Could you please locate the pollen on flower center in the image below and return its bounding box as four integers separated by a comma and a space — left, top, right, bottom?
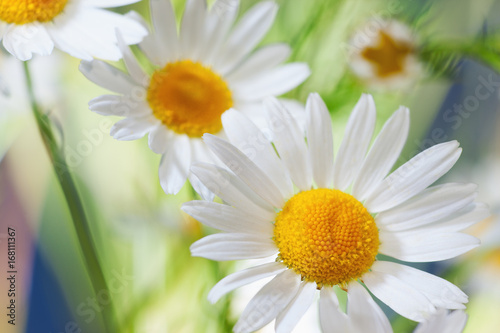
0, 0, 69, 25
147, 60, 233, 138
274, 189, 379, 287
361, 30, 412, 77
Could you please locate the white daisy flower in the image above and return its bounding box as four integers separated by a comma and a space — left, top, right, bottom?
79, 0, 310, 195
347, 20, 421, 90
184, 93, 487, 332
0, 0, 148, 61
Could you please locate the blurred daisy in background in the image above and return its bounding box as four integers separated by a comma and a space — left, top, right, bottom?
186, 93, 486, 332
80, 0, 310, 195
347, 19, 422, 90
0, 0, 147, 61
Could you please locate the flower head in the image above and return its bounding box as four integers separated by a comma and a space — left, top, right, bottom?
0, 0, 147, 61
348, 20, 421, 90
185, 93, 486, 332
80, 0, 310, 195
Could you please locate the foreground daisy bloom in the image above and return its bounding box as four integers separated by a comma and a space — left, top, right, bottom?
185, 93, 487, 332
0, 0, 147, 61
347, 20, 421, 90
80, 0, 309, 195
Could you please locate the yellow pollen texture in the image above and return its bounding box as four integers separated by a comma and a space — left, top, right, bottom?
274, 189, 379, 287
147, 60, 233, 138
0, 0, 68, 25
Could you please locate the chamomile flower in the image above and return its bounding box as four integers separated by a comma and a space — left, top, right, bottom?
80, 0, 310, 195
185, 93, 486, 332
0, 0, 147, 61
348, 20, 421, 90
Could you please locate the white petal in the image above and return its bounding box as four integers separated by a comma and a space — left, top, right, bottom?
159, 135, 191, 194
333, 94, 376, 191
208, 262, 286, 303
188, 172, 214, 202
148, 124, 172, 154
319, 288, 349, 333
376, 183, 478, 231
180, 0, 206, 60
414, 309, 468, 333
306, 93, 334, 189
88, 94, 150, 117
202, 0, 239, 65
190, 138, 214, 164
190, 162, 276, 220
419, 203, 490, 233
363, 268, 436, 322
232, 63, 310, 101
352, 106, 409, 200
371, 261, 468, 310
364, 141, 462, 213
234, 270, 301, 333
226, 43, 291, 84
181, 200, 273, 235
49, 7, 147, 61
80, 60, 137, 94
190, 233, 277, 261
266, 98, 312, 191
275, 282, 317, 333
3, 24, 53, 61
150, 0, 179, 62
348, 281, 392, 333
215, 1, 278, 75
116, 30, 148, 85
84, 0, 141, 7
110, 116, 157, 140
203, 134, 285, 208
222, 109, 293, 199
379, 229, 480, 262
126, 11, 163, 66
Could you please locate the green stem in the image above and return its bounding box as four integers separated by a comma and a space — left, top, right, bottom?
23, 61, 118, 333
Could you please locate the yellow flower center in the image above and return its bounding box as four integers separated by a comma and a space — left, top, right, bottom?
0, 0, 68, 25
147, 60, 233, 138
361, 30, 412, 77
274, 189, 379, 287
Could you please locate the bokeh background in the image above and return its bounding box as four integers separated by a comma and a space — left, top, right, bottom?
1, 0, 500, 332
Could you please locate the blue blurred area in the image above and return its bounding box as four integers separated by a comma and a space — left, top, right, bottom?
26, 246, 75, 333
423, 59, 500, 161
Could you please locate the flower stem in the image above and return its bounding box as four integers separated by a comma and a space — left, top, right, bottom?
22, 61, 117, 332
